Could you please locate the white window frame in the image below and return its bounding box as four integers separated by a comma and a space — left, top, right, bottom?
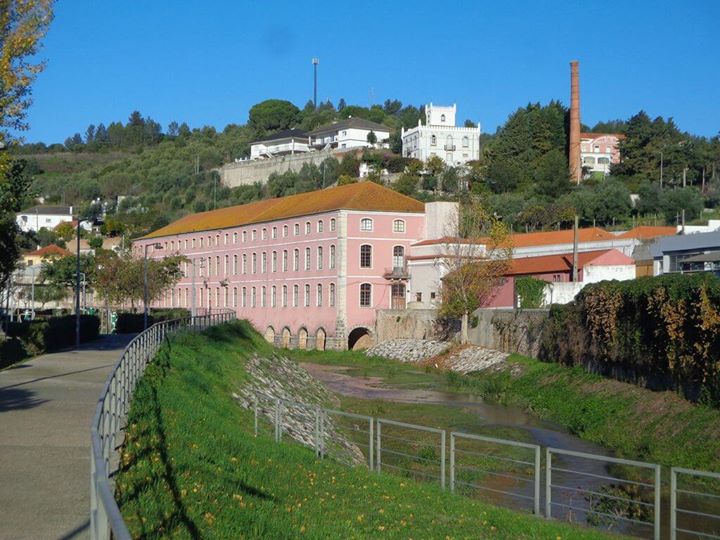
360, 283, 372, 307
360, 218, 373, 232
393, 219, 405, 233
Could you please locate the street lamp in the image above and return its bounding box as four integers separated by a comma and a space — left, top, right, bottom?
75, 217, 88, 349
143, 242, 163, 330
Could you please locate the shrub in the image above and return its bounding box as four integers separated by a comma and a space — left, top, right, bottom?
515, 276, 547, 308
6, 315, 100, 355
539, 274, 720, 405
115, 308, 190, 333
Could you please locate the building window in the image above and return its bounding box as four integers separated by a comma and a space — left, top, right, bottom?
317, 284, 323, 306
233, 255, 238, 275
330, 245, 336, 269
305, 247, 311, 270
261, 286, 266, 307
304, 284, 310, 307
282, 250, 288, 271
252, 230, 257, 241
261, 252, 267, 273
224, 287, 229, 307
393, 245, 405, 269
462, 136, 469, 147
293, 249, 299, 271
233, 232, 237, 244
242, 254, 248, 274
294, 223, 300, 236
360, 283, 371, 307
224, 234, 228, 245
317, 246, 323, 270
216, 234, 220, 246
293, 285, 299, 307
283, 225, 288, 237
330, 283, 336, 307
271, 285, 277, 307
360, 244, 372, 268
305, 221, 311, 235
241, 287, 247, 307
271, 251, 277, 272
272, 226, 277, 239
251, 287, 256, 307
216, 256, 220, 277
200, 237, 204, 248
242, 231, 247, 243
360, 218, 373, 231
330, 218, 336, 231
224, 255, 229, 276
192, 238, 196, 249
317, 220, 324, 233
233, 287, 238, 308
282, 285, 288, 307
252, 253, 257, 274
393, 219, 405, 233
440, 114, 446, 122
431, 134, 437, 146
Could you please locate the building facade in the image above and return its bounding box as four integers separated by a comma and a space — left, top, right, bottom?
250, 129, 310, 160
307, 118, 390, 151
401, 104, 481, 166
580, 133, 622, 175
16, 205, 74, 233
135, 182, 445, 350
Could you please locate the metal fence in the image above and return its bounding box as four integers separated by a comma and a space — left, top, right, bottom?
671, 467, 720, 540
249, 391, 720, 540
89, 310, 235, 540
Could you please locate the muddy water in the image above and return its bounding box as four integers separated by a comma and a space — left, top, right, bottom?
302, 363, 662, 538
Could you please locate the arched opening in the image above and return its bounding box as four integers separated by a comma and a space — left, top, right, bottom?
348, 327, 373, 351
281, 327, 291, 349
298, 327, 308, 350
264, 326, 275, 344
316, 328, 326, 351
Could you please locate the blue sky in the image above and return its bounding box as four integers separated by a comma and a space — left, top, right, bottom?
22, 0, 720, 143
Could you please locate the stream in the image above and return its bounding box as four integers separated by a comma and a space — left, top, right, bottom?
301, 362, 708, 539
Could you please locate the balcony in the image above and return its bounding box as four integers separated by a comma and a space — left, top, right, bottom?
383, 265, 409, 280
444, 144, 456, 151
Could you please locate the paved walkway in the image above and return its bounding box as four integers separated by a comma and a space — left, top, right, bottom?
0, 335, 134, 540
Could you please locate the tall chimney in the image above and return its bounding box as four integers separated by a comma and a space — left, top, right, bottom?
569, 60, 582, 184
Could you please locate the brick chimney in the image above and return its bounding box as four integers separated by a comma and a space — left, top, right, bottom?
569, 60, 581, 184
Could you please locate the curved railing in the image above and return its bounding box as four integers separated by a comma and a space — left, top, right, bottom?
89, 311, 235, 540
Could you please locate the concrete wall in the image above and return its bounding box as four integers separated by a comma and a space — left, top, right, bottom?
218, 149, 347, 188
375, 309, 438, 342
468, 308, 549, 358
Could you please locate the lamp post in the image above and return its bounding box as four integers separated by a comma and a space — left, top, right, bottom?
143, 242, 163, 330
75, 217, 87, 349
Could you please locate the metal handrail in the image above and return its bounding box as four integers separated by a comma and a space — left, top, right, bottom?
89, 310, 236, 540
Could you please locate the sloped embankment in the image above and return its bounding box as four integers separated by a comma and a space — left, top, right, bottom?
234, 353, 365, 465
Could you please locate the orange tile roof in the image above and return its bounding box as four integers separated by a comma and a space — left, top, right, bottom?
507, 249, 623, 275
142, 182, 425, 239
413, 227, 615, 248
616, 226, 677, 240
25, 244, 72, 258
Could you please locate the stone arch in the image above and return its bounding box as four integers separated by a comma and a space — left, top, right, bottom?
348, 327, 373, 351
264, 326, 275, 344
281, 327, 291, 349
315, 328, 326, 351
298, 327, 308, 350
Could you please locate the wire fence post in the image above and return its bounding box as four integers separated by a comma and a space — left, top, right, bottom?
375, 419, 381, 473
654, 464, 661, 540
368, 416, 374, 471
440, 430, 446, 490
274, 399, 281, 442
314, 407, 320, 457
534, 445, 541, 516
450, 432, 455, 493
253, 395, 258, 437
545, 447, 552, 519
670, 468, 677, 540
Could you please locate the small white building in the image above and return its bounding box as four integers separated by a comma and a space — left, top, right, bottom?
250, 129, 310, 160
580, 133, 622, 176
16, 205, 74, 233
307, 118, 390, 151
401, 104, 481, 166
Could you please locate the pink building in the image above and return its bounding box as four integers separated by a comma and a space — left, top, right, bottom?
135, 182, 454, 350
580, 133, 623, 175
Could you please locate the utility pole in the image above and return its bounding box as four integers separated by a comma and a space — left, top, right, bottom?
143, 242, 163, 330
660, 151, 664, 188
572, 215, 579, 283
75, 218, 81, 348
312, 57, 319, 109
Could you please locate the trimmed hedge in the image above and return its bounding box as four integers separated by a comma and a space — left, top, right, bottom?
115, 308, 190, 334
540, 273, 720, 405
6, 314, 101, 356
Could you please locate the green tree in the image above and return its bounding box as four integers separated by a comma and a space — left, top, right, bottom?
247, 99, 299, 136
0, 160, 32, 287
366, 131, 377, 145
660, 187, 704, 222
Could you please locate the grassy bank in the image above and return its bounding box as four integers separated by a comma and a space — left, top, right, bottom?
116, 321, 619, 539
287, 348, 720, 472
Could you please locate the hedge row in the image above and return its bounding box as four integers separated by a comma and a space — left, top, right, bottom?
6, 315, 101, 356
539, 273, 720, 405
115, 308, 190, 334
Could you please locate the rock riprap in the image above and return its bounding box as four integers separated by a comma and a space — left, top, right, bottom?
365, 339, 451, 362
366, 339, 508, 374
234, 354, 365, 466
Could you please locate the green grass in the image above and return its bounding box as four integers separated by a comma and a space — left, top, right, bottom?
287, 348, 720, 472
116, 321, 621, 539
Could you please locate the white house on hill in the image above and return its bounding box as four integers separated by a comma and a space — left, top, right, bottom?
16, 205, 74, 233
250, 129, 310, 160
307, 118, 390, 150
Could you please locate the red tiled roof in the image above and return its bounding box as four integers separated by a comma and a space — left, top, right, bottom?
25, 244, 72, 258
142, 182, 425, 239
413, 227, 615, 248
580, 132, 626, 139
506, 249, 632, 276
616, 226, 677, 240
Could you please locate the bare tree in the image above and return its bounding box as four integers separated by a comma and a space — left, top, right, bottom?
439, 197, 513, 344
